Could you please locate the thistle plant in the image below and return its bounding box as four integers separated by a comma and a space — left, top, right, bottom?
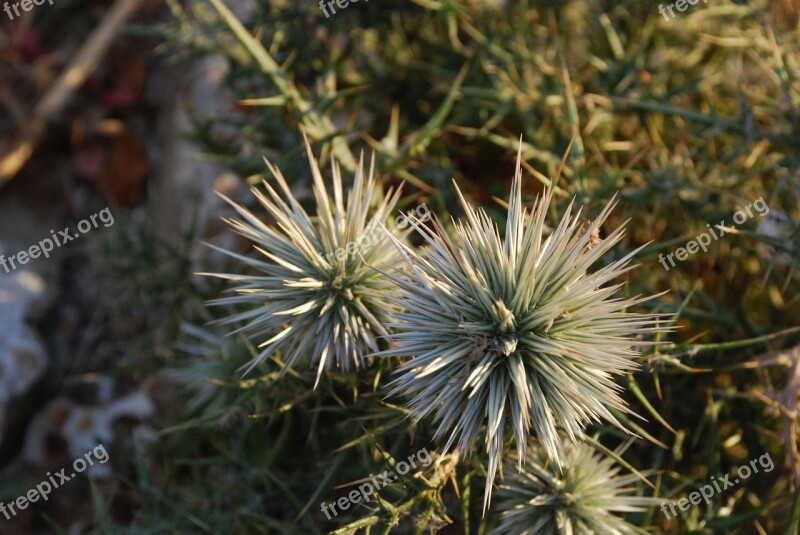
489, 440, 656, 535
378, 149, 669, 510
205, 139, 404, 386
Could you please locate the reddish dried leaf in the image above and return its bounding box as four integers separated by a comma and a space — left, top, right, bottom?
96, 133, 147, 207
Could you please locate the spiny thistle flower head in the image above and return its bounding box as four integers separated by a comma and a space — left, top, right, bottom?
490, 440, 656, 535
378, 148, 669, 510
205, 138, 404, 386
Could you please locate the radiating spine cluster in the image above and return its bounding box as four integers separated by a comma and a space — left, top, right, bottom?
490, 440, 657, 535
375, 149, 667, 510
206, 139, 667, 525
205, 138, 404, 386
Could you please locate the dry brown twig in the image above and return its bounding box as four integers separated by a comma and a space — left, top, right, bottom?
729, 344, 800, 487
0, 0, 145, 187
774, 347, 800, 486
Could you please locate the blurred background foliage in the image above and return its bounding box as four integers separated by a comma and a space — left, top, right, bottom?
23, 0, 799, 533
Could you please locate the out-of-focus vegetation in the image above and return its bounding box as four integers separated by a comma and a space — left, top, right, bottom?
87, 0, 800, 533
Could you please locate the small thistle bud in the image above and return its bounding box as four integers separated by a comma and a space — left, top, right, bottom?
490, 440, 657, 535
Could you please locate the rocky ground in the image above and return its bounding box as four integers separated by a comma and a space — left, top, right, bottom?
0, 1, 248, 530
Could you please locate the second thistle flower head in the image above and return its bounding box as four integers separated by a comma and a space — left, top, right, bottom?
490, 440, 656, 535
379, 148, 669, 510
206, 138, 404, 386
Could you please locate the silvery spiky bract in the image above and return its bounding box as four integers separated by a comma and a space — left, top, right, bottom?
205, 140, 403, 386
490, 440, 656, 535
378, 149, 667, 510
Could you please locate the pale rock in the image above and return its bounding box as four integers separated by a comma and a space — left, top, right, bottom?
22, 387, 155, 479
0, 266, 50, 451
